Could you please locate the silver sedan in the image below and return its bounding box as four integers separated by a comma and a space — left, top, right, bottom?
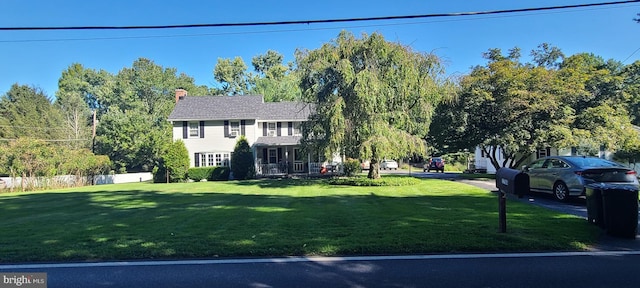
523, 156, 639, 201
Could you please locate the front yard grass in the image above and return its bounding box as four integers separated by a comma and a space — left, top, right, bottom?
0, 177, 599, 263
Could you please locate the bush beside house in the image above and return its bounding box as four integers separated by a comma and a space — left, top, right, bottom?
187, 167, 230, 181
342, 158, 362, 177
231, 136, 255, 180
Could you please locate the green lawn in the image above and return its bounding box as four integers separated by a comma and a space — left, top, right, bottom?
0, 177, 600, 263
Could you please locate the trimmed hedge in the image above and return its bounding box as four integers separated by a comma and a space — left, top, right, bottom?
187, 167, 231, 181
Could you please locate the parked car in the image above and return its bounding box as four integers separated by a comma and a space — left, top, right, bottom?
523, 156, 639, 202
424, 157, 445, 173
380, 159, 398, 170
360, 160, 370, 170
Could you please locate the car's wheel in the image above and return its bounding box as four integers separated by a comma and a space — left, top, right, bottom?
553, 182, 570, 202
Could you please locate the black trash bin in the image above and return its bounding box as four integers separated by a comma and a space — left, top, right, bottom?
587, 183, 639, 239
585, 184, 605, 228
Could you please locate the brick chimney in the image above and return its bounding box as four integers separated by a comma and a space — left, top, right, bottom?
175, 89, 187, 103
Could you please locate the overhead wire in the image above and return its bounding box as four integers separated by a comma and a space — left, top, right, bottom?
0, 0, 638, 32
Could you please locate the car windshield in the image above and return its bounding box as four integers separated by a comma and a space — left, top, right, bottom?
568, 157, 622, 168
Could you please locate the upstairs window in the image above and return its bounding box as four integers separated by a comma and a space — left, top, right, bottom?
293, 122, 302, 136
230, 121, 240, 137
189, 122, 199, 137
267, 122, 277, 137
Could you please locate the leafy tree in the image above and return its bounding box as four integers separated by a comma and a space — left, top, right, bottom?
620, 61, 640, 125
213, 57, 252, 95
0, 84, 65, 140
531, 43, 564, 69
162, 139, 190, 182
92, 58, 208, 172
95, 108, 159, 172
433, 46, 639, 171
57, 63, 115, 117
250, 50, 302, 101
231, 136, 255, 179
252, 50, 286, 79
296, 31, 452, 179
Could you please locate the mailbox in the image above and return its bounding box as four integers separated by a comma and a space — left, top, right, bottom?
495, 167, 530, 197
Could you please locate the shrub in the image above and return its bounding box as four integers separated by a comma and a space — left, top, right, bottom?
187, 167, 231, 182
152, 164, 167, 183
342, 158, 362, 177
231, 136, 255, 180
188, 167, 213, 182
163, 140, 190, 182
210, 167, 231, 181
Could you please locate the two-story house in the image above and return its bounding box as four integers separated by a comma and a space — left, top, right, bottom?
167, 89, 334, 177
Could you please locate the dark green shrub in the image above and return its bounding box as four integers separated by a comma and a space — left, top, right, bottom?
188, 167, 213, 182
210, 167, 231, 181
152, 164, 167, 183
231, 136, 255, 180
342, 158, 361, 177
187, 167, 230, 181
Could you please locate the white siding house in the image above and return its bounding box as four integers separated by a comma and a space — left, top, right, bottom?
474, 146, 613, 174
167, 90, 336, 177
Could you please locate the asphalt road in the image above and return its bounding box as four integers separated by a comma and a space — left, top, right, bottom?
2, 252, 640, 288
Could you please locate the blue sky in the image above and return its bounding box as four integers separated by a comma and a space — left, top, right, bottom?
1, 0, 639, 98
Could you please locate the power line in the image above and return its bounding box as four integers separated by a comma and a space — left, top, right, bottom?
0, 5, 632, 44
0, 138, 88, 142
0, 0, 638, 31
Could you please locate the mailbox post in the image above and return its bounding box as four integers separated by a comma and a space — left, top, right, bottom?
495, 167, 530, 233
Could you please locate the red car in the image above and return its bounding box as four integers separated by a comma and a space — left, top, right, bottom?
424, 157, 445, 173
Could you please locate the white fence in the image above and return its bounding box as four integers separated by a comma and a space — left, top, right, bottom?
0, 172, 153, 189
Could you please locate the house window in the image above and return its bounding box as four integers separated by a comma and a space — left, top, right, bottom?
230, 121, 240, 137
267, 122, 277, 137
537, 148, 548, 158
189, 122, 199, 137
268, 148, 277, 164
218, 153, 229, 166
293, 122, 302, 136
200, 152, 231, 167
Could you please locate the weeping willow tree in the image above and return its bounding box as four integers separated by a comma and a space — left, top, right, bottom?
296, 31, 452, 178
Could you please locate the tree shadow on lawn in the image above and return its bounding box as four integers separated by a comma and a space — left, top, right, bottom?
0, 187, 597, 263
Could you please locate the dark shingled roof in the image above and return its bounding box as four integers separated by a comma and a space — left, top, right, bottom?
167, 95, 312, 121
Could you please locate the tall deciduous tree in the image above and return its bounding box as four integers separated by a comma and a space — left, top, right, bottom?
93, 58, 209, 172
296, 31, 452, 179
213, 57, 252, 95
432, 46, 639, 171
250, 50, 301, 102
